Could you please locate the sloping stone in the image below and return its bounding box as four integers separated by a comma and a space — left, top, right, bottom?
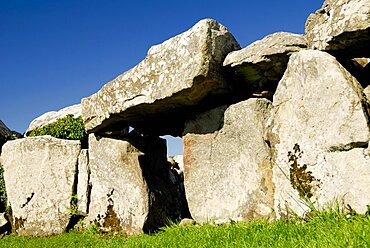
183, 98, 274, 223
25, 104, 81, 135
0, 136, 81, 236
223, 32, 306, 96
81, 19, 240, 136
266, 50, 370, 218
0, 120, 12, 139
85, 133, 186, 235
305, 0, 370, 57
0, 120, 13, 152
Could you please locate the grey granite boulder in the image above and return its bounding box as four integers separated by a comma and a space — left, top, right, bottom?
305, 0, 370, 57
183, 98, 274, 223
266, 50, 370, 218
81, 19, 240, 136
223, 32, 306, 97
0, 136, 82, 236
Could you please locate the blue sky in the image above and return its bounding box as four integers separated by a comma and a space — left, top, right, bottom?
0, 0, 323, 155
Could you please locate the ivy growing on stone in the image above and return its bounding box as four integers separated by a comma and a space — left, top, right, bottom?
288, 143, 320, 200
28, 115, 87, 141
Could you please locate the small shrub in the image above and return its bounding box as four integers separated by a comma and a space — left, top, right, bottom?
28, 115, 87, 141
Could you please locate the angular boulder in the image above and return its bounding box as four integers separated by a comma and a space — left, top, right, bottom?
183, 98, 274, 223
266, 50, 370, 218
0, 136, 82, 236
223, 32, 306, 97
85, 133, 186, 235
82, 19, 240, 136
25, 104, 81, 135
305, 0, 370, 57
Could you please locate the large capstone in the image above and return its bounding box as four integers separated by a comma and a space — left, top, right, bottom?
266, 50, 370, 218
0, 136, 82, 236
305, 0, 370, 58
81, 19, 241, 136
85, 133, 187, 235
223, 32, 306, 97
183, 98, 274, 223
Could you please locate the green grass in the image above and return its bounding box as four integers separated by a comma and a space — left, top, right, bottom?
2, 210, 370, 247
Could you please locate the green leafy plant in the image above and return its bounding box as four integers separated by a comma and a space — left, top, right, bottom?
0, 165, 7, 212
68, 194, 79, 217
84, 222, 101, 235
28, 115, 87, 141
288, 144, 320, 200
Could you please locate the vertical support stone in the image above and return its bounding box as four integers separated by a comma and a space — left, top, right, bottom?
183, 98, 274, 223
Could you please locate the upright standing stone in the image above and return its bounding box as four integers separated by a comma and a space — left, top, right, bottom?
266, 50, 370, 218
85, 133, 184, 235
0, 136, 81, 236
183, 98, 274, 223
82, 19, 240, 135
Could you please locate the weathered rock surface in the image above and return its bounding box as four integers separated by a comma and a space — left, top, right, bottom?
85, 133, 186, 235
223, 32, 306, 96
183, 98, 274, 223
266, 50, 370, 218
82, 19, 240, 136
25, 104, 81, 135
305, 0, 370, 57
0, 136, 82, 236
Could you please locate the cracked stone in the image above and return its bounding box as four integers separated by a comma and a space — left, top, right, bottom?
266, 50, 370, 218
